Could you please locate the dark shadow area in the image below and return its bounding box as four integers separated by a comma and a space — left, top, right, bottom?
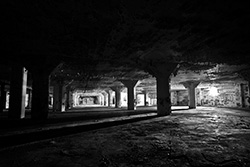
0, 109, 158, 150
0, 107, 157, 130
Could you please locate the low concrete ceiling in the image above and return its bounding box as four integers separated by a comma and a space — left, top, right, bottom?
2, 1, 250, 90
50, 63, 248, 93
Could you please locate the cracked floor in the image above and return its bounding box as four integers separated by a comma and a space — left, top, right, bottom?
0, 107, 250, 167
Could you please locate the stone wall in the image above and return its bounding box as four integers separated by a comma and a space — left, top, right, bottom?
171, 82, 250, 108
197, 83, 247, 108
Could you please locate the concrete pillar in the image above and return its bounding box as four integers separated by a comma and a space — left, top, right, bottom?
61, 86, 67, 112
115, 88, 121, 108
31, 68, 49, 120
102, 92, 108, 106
73, 92, 77, 107
182, 81, 200, 109
111, 86, 123, 108
8, 65, 27, 119
26, 88, 32, 109
121, 80, 139, 110
69, 89, 73, 109
0, 83, 6, 112
99, 93, 105, 106
176, 91, 180, 106
65, 86, 72, 110
245, 81, 250, 107
142, 90, 149, 106
98, 95, 102, 105
106, 93, 109, 106
240, 83, 246, 108
53, 83, 63, 112
156, 76, 172, 115
238, 72, 250, 107
97, 95, 102, 105
52, 83, 67, 112
101, 94, 104, 105
248, 81, 250, 101
145, 62, 178, 116
103, 93, 106, 106
105, 90, 112, 107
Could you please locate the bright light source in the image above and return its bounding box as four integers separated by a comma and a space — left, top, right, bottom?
209, 87, 218, 96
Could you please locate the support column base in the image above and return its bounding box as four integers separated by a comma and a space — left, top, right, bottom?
157, 101, 171, 116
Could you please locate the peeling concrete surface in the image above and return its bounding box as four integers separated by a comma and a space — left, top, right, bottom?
0, 107, 250, 167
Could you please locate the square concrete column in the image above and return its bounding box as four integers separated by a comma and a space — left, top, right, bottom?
26, 88, 32, 109
8, 65, 27, 119
176, 91, 180, 106
237, 72, 250, 107
182, 81, 200, 109
0, 83, 6, 112
65, 86, 73, 110
120, 80, 139, 110
156, 76, 171, 115
248, 81, 250, 106
96, 95, 102, 105
53, 83, 63, 112
111, 86, 123, 108
142, 90, 149, 106
240, 83, 247, 108
31, 68, 49, 120
102, 92, 108, 106
61, 86, 67, 111
100, 92, 108, 106
65, 86, 70, 110
144, 62, 178, 116
248, 82, 250, 96
105, 90, 112, 107
72, 92, 77, 107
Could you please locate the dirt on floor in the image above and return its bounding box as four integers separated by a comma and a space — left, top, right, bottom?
0, 107, 250, 167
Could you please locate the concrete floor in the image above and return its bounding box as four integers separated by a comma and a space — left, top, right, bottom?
0, 106, 250, 167
0, 106, 159, 136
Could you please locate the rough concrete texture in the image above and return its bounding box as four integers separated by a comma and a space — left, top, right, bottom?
0, 107, 250, 167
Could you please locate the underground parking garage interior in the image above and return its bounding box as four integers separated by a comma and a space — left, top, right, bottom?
1, 0, 250, 166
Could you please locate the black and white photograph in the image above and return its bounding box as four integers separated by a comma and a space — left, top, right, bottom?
1, 0, 250, 166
